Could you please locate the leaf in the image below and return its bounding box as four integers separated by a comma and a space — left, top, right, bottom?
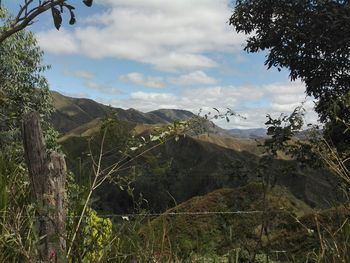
51, 7, 62, 30
66, 6, 76, 25
150, 135, 160, 142
69, 13, 76, 25
83, 0, 93, 7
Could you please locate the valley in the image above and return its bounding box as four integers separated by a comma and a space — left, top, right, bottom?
51, 91, 348, 261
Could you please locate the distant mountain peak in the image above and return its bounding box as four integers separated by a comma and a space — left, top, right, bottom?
51, 91, 195, 133
228, 128, 267, 139
148, 108, 194, 114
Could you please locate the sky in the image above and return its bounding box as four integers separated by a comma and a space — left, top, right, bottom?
7, 0, 318, 129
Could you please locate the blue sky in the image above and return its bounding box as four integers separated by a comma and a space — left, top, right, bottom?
6, 0, 317, 128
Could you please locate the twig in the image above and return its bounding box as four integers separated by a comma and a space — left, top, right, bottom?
66, 128, 107, 259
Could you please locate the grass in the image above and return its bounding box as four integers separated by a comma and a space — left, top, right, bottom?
140, 183, 313, 261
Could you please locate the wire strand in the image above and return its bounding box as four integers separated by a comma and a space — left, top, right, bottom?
0, 210, 263, 219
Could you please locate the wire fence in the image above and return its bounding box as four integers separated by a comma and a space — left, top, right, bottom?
0, 210, 264, 219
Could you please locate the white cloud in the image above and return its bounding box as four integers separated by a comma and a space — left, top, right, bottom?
263, 80, 310, 112
61, 69, 120, 94
85, 80, 121, 95
59, 91, 89, 98
264, 81, 306, 95
119, 72, 165, 88
37, 28, 79, 55
128, 91, 179, 109
61, 68, 122, 95
270, 102, 302, 112
169, 71, 218, 86
36, 0, 245, 71
64, 70, 95, 80
130, 92, 175, 101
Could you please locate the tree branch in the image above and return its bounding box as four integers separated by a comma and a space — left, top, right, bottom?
0, 0, 60, 43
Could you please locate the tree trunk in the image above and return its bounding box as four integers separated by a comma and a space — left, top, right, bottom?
23, 112, 66, 262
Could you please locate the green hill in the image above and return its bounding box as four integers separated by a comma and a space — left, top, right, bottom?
142, 183, 312, 259
142, 183, 349, 261
51, 91, 195, 134
59, 125, 341, 214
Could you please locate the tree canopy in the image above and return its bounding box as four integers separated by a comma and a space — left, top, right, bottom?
230, 0, 350, 123
0, 9, 52, 147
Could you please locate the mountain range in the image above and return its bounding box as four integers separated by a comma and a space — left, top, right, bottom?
50, 91, 263, 138
50, 91, 342, 212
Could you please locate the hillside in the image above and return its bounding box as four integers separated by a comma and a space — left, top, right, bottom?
49, 91, 343, 214
228, 128, 267, 138
59, 124, 341, 214
143, 183, 349, 261
143, 183, 312, 259
51, 91, 195, 134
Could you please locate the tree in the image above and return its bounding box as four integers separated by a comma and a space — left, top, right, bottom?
0, 8, 53, 147
230, 0, 349, 119
0, 0, 93, 43
230, 0, 350, 152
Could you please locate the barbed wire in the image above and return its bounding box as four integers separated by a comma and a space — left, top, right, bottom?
0, 210, 264, 219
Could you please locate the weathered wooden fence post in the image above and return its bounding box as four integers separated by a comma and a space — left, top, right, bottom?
23, 112, 67, 262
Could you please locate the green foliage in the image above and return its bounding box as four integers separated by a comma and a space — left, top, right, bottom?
142, 183, 312, 261
102, 214, 159, 262
230, 0, 350, 123
259, 103, 350, 262
0, 8, 5, 19
66, 170, 116, 262
0, 10, 53, 147
0, 148, 39, 262
84, 209, 113, 262
264, 106, 305, 157
323, 90, 350, 154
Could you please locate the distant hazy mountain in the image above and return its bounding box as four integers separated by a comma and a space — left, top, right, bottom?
227, 128, 267, 138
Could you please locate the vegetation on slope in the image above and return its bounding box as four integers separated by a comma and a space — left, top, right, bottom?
142, 183, 349, 262
51, 91, 195, 134
58, 119, 341, 214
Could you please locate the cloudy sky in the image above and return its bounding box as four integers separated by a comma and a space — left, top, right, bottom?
8, 0, 317, 128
